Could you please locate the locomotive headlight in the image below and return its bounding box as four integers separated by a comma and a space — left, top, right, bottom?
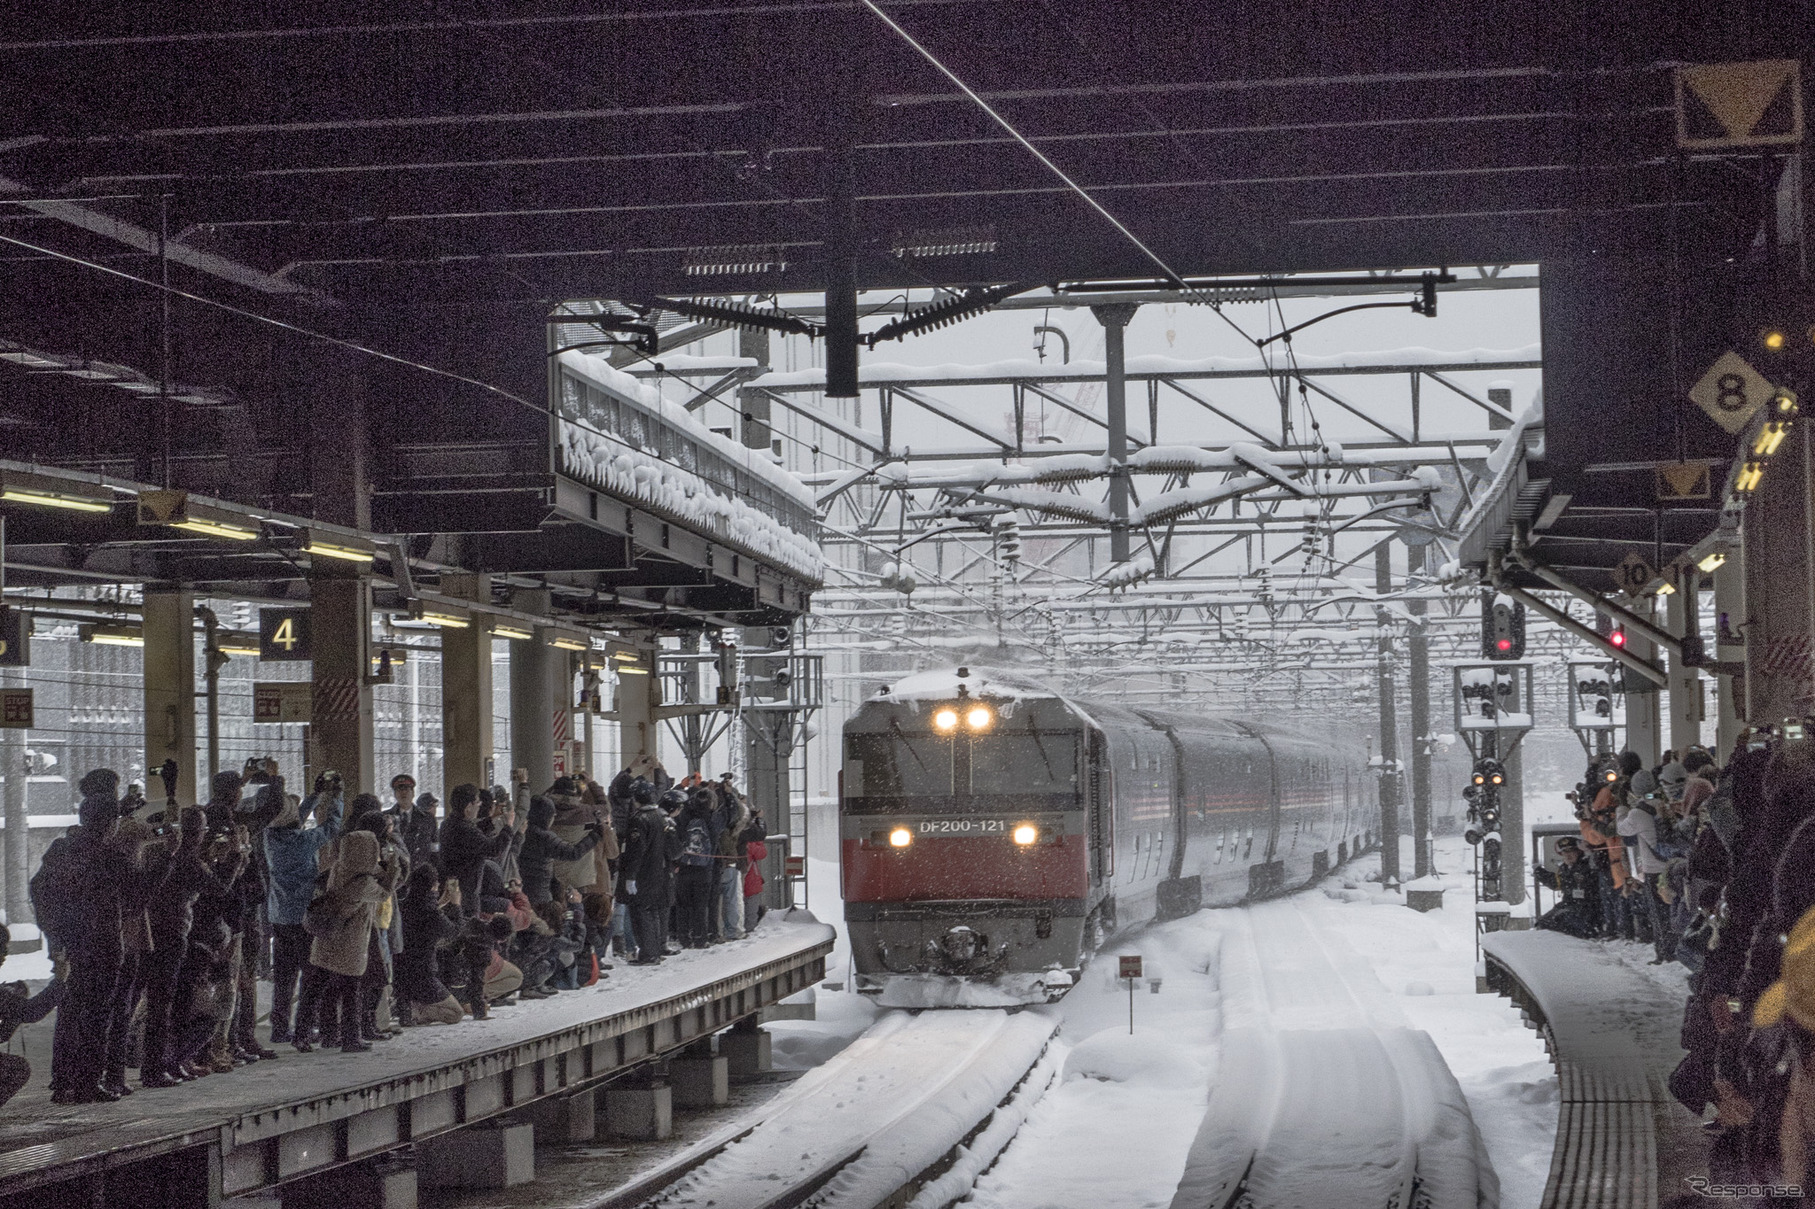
966, 706, 993, 730
1012, 824, 1039, 846
888, 827, 913, 848
933, 708, 959, 731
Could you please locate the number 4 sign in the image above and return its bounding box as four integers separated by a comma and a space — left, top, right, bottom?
259, 608, 312, 662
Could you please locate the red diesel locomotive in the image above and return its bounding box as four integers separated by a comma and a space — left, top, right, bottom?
841, 667, 1375, 1004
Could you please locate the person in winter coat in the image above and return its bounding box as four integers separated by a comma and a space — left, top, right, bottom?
1534, 838, 1599, 937
519, 795, 604, 927
743, 836, 769, 931
0, 923, 63, 1109
619, 782, 680, 963
297, 830, 391, 1054
264, 786, 345, 1043
34, 770, 141, 1103
1579, 775, 1630, 940
396, 864, 464, 1025
138, 806, 246, 1086
439, 783, 517, 915
387, 775, 440, 871
102, 782, 168, 1096
227, 770, 284, 1064
710, 779, 751, 942
672, 789, 723, 948
1618, 770, 1677, 964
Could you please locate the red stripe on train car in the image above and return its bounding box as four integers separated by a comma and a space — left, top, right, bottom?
842, 836, 1089, 903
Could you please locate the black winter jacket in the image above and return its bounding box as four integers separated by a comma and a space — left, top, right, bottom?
439, 815, 515, 915
518, 798, 600, 905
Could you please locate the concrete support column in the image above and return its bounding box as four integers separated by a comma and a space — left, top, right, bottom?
1625, 598, 1663, 767
1092, 305, 1139, 564
1666, 570, 1702, 755
510, 590, 555, 789
1503, 743, 1526, 906
671, 1050, 731, 1108
1715, 549, 1747, 754
279, 1156, 417, 1209
1373, 544, 1401, 884
441, 573, 495, 797
603, 1083, 673, 1140
309, 570, 374, 793
3, 668, 27, 925
723, 1020, 773, 1080
1742, 422, 1814, 723
614, 637, 660, 770
522, 1089, 596, 1143
419, 1120, 535, 1189
1406, 543, 1432, 879
143, 587, 197, 803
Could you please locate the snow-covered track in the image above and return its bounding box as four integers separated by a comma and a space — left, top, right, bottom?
1170, 899, 1497, 1209
618, 1008, 1059, 1209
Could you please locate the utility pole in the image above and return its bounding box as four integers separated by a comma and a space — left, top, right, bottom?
1374, 542, 1401, 884
1407, 543, 1432, 878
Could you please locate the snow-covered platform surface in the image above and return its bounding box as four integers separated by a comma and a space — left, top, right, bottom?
1482, 929, 1709, 1207
0, 916, 835, 1203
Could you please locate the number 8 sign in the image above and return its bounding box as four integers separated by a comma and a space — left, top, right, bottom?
259, 608, 312, 662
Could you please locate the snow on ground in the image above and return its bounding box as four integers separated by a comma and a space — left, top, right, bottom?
783, 800, 1554, 1208
964, 834, 1552, 1209
1294, 837, 1557, 1208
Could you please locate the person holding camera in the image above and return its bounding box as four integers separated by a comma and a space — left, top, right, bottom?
266, 772, 345, 1045
296, 830, 392, 1054
439, 783, 517, 916
518, 794, 605, 931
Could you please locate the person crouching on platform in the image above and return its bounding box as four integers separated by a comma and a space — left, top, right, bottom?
1534, 838, 1599, 937
0, 923, 64, 1109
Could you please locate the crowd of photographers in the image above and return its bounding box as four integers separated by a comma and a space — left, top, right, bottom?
1536, 735, 1815, 1191
0, 754, 768, 1108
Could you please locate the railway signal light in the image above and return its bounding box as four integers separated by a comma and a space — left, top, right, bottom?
1609, 627, 1627, 649
1482, 594, 1525, 660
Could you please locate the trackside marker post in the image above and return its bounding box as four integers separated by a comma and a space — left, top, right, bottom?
1120, 955, 1143, 1033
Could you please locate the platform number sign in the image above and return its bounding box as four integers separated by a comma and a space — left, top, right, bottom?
1689, 352, 1774, 435
259, 608, 312, 662
1613, 552, 1657, 597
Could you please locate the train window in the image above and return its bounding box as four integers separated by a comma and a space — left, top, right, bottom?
1244, 829, 1255, 858
845, 731, 950, 797
970, 732, 1080, 795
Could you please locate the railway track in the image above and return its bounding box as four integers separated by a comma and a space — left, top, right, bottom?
1171, 898, 1497, 1209
604, 1008, 1059, 1209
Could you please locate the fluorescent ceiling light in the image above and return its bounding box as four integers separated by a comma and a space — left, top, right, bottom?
0, 471, 113, 513
492, 623, 533, 641
419, 610, 470, 629
549, 635, 589, 652
81, 623, 142, 647
304, 536, 375, 564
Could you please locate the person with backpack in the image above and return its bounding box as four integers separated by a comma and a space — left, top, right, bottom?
673, 789, 724, 948
618, 781, 678, 963
264, 778, 345, 1044
32, 769, 146, 1104
709, 778, 751, 942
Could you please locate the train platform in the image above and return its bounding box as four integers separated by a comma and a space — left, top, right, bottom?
0, 916, 835, 1209
1481, 929, 1709, 1208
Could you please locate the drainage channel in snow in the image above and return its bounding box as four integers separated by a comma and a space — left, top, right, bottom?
639, 1007, 1059, 1209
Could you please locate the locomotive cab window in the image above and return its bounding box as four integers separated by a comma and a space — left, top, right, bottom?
845, 731, 951, 798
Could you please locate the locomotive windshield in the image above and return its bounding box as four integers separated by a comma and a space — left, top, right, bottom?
846, 725, 1079, 799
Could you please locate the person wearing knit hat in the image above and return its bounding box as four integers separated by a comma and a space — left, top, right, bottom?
37, 769, 133, 1103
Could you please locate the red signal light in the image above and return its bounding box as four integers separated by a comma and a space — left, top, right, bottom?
1495, 638, 1512, 652
1609, 629, 1627, 648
